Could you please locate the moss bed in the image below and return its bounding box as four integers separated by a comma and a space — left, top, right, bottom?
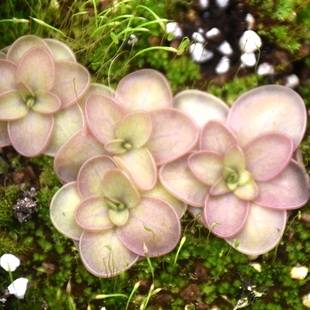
1, 0, 310, 309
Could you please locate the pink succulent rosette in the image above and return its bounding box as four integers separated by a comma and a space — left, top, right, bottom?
0, 35, 90, 157
50, 155, 183, 277
160, 85, 310, 255
54, 69, 199, 190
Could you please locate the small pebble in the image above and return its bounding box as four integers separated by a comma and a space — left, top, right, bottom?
165, 22, 183, 39
189, 43, 214, 63
245, 13, 255, 30
215, 56, 230, 74
301, 213, 310, 223
290, 265, 308, 280
198, 0, 209, 9
257, 62, 274, 75
192, 31, 206, 43
249, 262, 262, 272
239, 30, 262, 53
240, 52, 256, 67
303, 294, 310, 308
217, 40, 233, 55
284, 74, 300, 88
206, 27, 221, 39
216, 0, 229, 9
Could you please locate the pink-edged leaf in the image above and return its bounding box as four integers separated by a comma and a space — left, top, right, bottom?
74, 196, 113, 231
226, 202, 287, 255
203, 193, 249, 238
227, 85, 307, 150
6, 35, 49, 64
223, 145, 246, 171
145, 182, 187, 218
8, 110, 54, 157
115, 111, 152, 148
113, 148, 157, 191
210, 177, 230, 195
50, 182, 83, 240
104, 139, 127, 154
102, 169, 140, 209
147, 108, 199, 165
254, 160, 310, 209
159, 155, 209, 207
115, 69, 172, 111
233, 178, 258, 200
44, 103, 84, 156
0, 122, 10, 147
78, 83, 115, 109
17, 47, 55, 91
174, 90, 229, 128
244, 132, 293, 181
0, 52, 6, 59
117, 196, 181, 257
32, 90, 61, 114
79, 229, 139, 277
51, 60, 90, 108
85, 93, 126, 144
0, 60, 18, 93
78, 155, 118, 199
200, 120, 238, 155
43, 38, 76, 61
0, 90, 28, 120
188, 151, 223, 186
54, 126, 106, 183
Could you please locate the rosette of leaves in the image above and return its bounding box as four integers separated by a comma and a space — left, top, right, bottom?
54, 69, 199, 190
160, 85, 310, 255
50, 155, 182, 277
0, 35, 90, 157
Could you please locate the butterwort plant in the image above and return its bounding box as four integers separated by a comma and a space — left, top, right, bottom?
50, 155, 183, 277
0, 35, 90, 157
160, 85, 310, 255
54, 69, 199, 190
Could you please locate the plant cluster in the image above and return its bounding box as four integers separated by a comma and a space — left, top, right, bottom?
0, 34, 309, 282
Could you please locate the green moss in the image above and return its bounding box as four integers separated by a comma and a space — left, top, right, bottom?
0, 185, 19, 227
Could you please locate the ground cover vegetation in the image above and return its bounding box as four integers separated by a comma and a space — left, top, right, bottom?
1, 0, 310, 309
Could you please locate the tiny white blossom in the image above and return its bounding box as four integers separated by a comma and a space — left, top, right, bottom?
0, 254, 20, 272
8, 277, 28, 299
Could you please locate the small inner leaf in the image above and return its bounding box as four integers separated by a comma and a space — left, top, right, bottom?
108, 208, 129, 226
104, 139, 127, 155
18, 82, 34, 102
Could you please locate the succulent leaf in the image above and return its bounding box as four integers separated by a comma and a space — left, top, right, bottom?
226, 203, 287, 255
147, 108, 199, 165
117, 196, 181, 257
74, 196, 113, 231
204, 193, 249, 238
79, 229, 139, 278
8, 110, 54, 157
115, 69, 173, 111
50, 182, 83, 240
227, 85, 307, 150
159, 155, 209, 207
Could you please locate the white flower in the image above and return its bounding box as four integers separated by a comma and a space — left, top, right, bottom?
0, 254, 20, 272
8, 277, 29, 299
